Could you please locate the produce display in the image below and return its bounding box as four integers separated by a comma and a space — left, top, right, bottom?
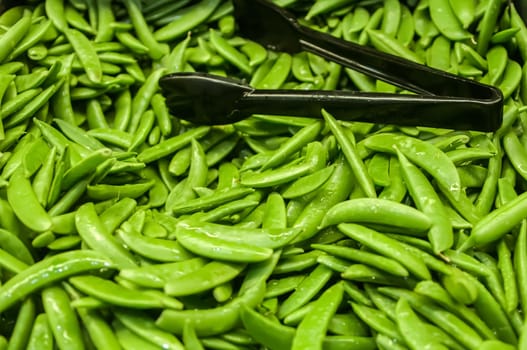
0, 0, 526, 349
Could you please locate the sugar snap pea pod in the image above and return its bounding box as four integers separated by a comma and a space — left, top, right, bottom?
123, 0, 167, 60
305, 0, 354, 20
364, 133, 461, 200
99, 197, 136, 234
113, 309, 184, 350
254, 52, 292, 89
175, 219, 300, 249
476, 0, 502, 54
367, 29, 423, 63
429, 0, 471, 41
7, 297, 36, 350
396, 149, 453, 254
0, 228, 33, 265
426, 36, 451, 70
165, 260, 245, 296
174, 224, 273, 262
449, 0, 475, 29
265, 275, 306, 298
63, 28, 101, 83
496, 242, 518, 315
379, 287, 483, 350
338, 223, 431, 280
0, 10, 31, 63
154, 0, 221, 41
75, 202, 137, 268
292, 282, 344, 350
486, 45, 508, 85
117, 222, 193, 262
0, 88, 42, 119
312, 243, 409, 277
6, 79, 64, 128
321, 198, 431, 233
260, 192, 286, 230
322, 109, 375, 198
414, 280, 496, 340
182, 322, 204, 350
278, 264, 333, 319
7, 168, 52, 232
498, 59, 522, 100
210, 29, 252, 75
395, 298, 446, 350
69, 275, 179, 309
262, 121, 322, 170
41, 285, 85, 350
128, 67, 165, 133
171, 186, 254, 215
292, 157, 353, 243
459, 190, 527, 251
515, 220, 527, 317
61, 147, 112, 190
157, 279, 266, 337
351, 302, 403, 341
27, 313, 53, 350
380, 0, 401, 37
65, 4, 95, 34
86, 179, 155, 200
282, 165, 334, 199
137, 126, 209, 163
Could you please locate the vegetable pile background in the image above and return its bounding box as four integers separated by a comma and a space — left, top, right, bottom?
1, 0, 527, 349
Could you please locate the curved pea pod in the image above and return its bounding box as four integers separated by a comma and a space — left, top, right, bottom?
165, 260, 246, 297
7, 168, 53, 232
175, 220, 301, 249
156, 279, 266, 337
64, 28, 102, 83
338, 223, 431, 280
69, 275, 182, 310
0, 250, 114, 313
321, 198, 432, 233
86, 178, 155, 200
363, 133, 461, 200
292, 157, 354, 243
459, 191, 527, 251
174, 223, 273, 263
116, 222, 194, 262
114, 309, 185, 350
498, 59, 522, 100
367, 29, 424, 63
75, 202, 138, 269
429, 0, 471, 41
282, 165, 335, 199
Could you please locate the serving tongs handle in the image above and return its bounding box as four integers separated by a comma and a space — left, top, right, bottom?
233, 0, 503, 131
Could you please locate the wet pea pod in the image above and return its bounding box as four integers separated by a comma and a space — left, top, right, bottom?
116, 221, 194, 262
321, 198, 432, 234
69, 275, 183, 310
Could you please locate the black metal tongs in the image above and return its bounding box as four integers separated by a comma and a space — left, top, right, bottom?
160, 0, 504, 131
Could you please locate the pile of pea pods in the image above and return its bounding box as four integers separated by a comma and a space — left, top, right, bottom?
1, 0, 527, 349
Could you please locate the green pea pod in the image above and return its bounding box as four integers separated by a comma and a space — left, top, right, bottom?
165, 260, 246, 296
64, 28, 102, 83
0, 10, 32, 63
27, 314, 53, 350
75, 202, 137, 268
69, 275, 182, 309
175, 219, 300, 249
255, 52, 292, 89
459, 190, 527, 251
321, 198, 432, 233
210, 29, 252, 75
429, 0, 471, 41
174, 224, 274, 263
476, 0, 502, 54
156, 279, 266, 337
0, 250, 114, 313
114, 309, 185, 350
7, 168, 52, 232
42, 286, 85, 350
117, 222, 193, 262
364, 133, 461, 200
397, 149, 453, 254
292, 282, 344, 350
154, 0, 221, 42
